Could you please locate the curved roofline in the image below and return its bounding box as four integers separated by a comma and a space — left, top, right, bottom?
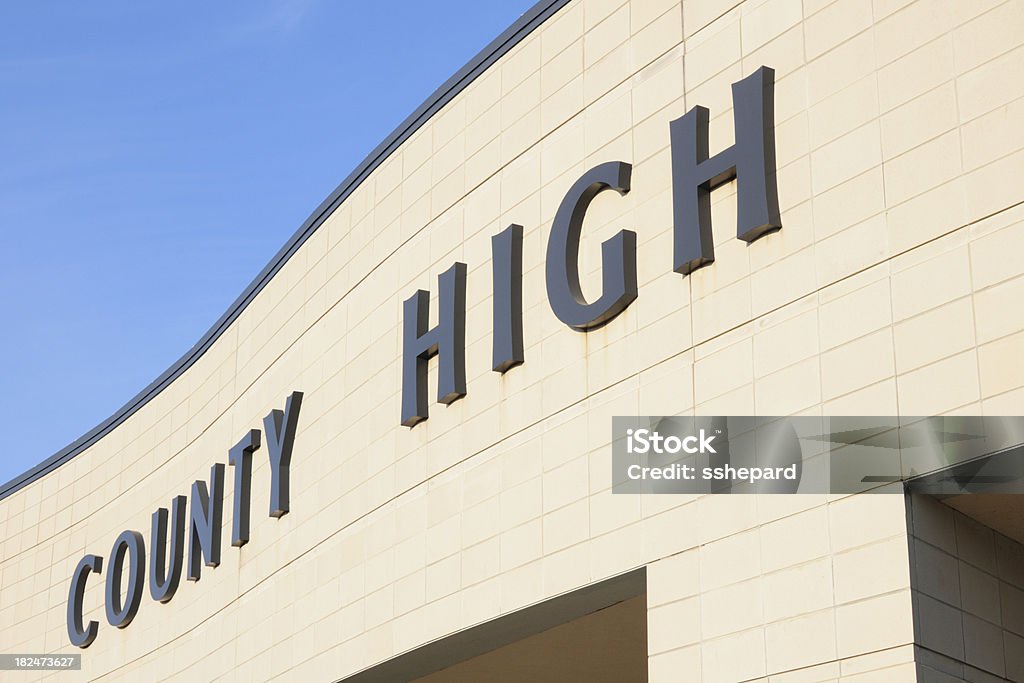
0, 0, 571, 502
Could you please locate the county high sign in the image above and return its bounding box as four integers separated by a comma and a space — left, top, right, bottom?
67, 66, 781, 648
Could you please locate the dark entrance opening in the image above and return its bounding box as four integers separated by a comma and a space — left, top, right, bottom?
339, 568, 648, 683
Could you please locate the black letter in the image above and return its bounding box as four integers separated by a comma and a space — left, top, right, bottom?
545, 161, 636, 330
492, 224, 524, 373
670, 65, 780, 275
401, 262, 467, 426
149, 495, 186, 603
264, 392, 303, 517
105, 530, 145, 628
67, 555, 102, 648
187, 463, 225, 581
229, 429, 261, 545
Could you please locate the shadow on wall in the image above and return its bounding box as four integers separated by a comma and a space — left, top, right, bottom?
338, 568, 647, 683
907, 494, 1024, 681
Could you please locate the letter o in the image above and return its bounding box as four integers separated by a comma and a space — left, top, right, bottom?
105, 530, 146, 629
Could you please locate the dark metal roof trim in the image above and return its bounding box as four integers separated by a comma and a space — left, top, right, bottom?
0, 0, 572, 502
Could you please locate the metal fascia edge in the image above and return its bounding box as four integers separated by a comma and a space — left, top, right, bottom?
0, 0, 572, 502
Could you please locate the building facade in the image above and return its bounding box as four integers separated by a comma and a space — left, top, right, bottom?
3, 0, 1024, 680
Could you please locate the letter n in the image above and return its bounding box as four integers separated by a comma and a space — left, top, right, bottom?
187, 463, 225, 581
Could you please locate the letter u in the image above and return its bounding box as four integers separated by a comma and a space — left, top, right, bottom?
150, 495, 186, 603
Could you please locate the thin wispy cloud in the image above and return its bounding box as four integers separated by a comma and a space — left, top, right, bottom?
233, 0, 318, 36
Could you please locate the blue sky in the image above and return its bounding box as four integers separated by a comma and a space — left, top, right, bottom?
0, 1, 536, 487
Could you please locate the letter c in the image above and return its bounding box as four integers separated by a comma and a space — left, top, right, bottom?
67, 554, 103, 648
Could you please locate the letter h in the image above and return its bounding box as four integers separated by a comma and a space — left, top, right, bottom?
401, 262, 467, 427
670, 65, 781, 275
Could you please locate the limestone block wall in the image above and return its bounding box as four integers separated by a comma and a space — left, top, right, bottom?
0, 0, 1023, 681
